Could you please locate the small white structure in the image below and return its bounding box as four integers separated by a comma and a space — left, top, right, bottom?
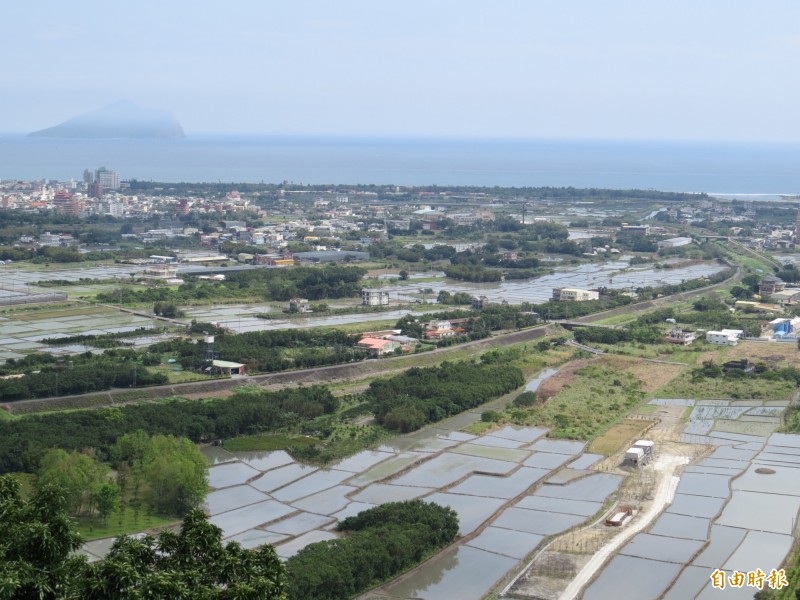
706, 329, 744, 346
633, 440, 655, 458
606, 507, 634, 527
666, 328, 695, 345
141, 265, 177, 280
210, 359, 247, 375
625, 447, 645, 466
552, 288, 599, 302
362, 288, 389, 306
657, 237, 693, 249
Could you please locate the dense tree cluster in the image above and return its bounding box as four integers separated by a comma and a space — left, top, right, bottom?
37, 449, 114, 518
367, 361, 525, 432
532, 295, 635, 320
678, 296, 761, 337
443, 263, 503, 282
0, 351, 167, 402
96, 265, 367, 305
286, 501, 458, 600
692, 360, 800, 384
0, 476, 86, 599
152, 328, 363, 373
77, 511, 287, 599
572, 325, 663, 345
40, 327, 160, 348
0, 475, 288, 600
0, 385, 338, 474
132, 434, 208, 516
395, 306, 539, 342
436, 290, 474, 305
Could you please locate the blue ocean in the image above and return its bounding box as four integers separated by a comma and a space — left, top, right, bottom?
0, 135, 799, 195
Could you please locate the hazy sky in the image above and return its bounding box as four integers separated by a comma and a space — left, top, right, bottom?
3, 1, 800, 141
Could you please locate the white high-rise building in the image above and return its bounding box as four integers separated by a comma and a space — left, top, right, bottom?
95, 168, 120, 190
107, 200, 124, 217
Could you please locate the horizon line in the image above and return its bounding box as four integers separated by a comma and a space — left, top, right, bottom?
1, 131, 800, 146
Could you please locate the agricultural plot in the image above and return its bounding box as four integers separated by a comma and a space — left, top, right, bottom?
184, 304, 422, 333
581, 398, 800, 600
0, 303, 160, 361
657, 373, 797, 401
79, 423, 624, 600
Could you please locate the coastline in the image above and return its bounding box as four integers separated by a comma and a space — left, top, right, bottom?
0, 136, 799, 193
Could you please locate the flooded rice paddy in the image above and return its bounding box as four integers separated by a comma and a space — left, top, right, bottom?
0, 255, 725, 357
75, 370, 800, 599
180, 423, 625, 600
179, 257, 726, 332
0, 303, 160, 361
581, 398, 800, 600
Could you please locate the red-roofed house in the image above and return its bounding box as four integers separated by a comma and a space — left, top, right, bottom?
355, 336, 401, 357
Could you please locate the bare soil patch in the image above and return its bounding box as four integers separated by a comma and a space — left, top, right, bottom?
535, 358, 593, 401
607, 356, 685, 392
508, 552, 592, 600
725, 342, 800, 368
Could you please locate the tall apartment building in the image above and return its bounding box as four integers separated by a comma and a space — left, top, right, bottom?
95, 167, 120, 190
795, 210, 800, 244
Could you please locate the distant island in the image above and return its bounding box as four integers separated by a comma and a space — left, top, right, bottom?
29, 101, 185, 139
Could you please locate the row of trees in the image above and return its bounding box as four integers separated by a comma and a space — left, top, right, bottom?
572, 325, 664, 346
0, 385, 338, 474
286, 501, 458, 600
443, 264, 503, 282
0, 352, 168, 402
40, 327, 160, 348
367, 361, 525, 432
152, 328, 364, 374
96, 265, 368, 305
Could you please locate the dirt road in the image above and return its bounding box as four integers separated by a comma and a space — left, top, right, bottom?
557, 454, 689, 600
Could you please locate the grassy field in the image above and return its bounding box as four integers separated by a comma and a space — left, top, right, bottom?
222, 433, 319, 452
462, 421, 495, 435
587, 419, 655, 455
724, 341, 800, 369
76, 506, 178, 541
0, 303, 102, 319
509, 361, 646, 439
8, 470, 178, 542
657, 374, 796, 400
507, 343, 576, 378
316, 319, 402, 334
150, 364, 221, 385
222, 426, 392, 465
